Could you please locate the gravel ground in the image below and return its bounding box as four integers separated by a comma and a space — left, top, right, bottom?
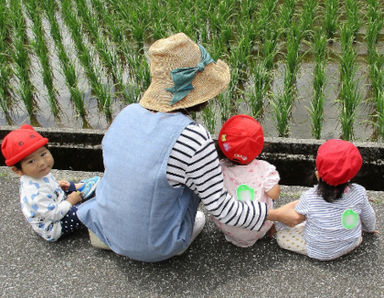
1, 167, 383, 297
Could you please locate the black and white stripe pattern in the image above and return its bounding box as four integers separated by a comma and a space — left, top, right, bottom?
166, 123, 267, 231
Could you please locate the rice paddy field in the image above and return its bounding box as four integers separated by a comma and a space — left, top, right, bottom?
1, 0, 384, 141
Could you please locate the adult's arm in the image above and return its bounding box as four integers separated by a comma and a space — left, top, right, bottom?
167, 123, 267, 231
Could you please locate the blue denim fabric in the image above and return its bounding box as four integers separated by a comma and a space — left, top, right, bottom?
78, 104, 199, 262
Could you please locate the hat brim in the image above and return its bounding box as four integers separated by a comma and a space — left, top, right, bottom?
140, 59, 230, 112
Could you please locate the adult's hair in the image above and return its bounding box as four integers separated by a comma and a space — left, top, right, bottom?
176, 101, 209, 116
316, 178, 349, 203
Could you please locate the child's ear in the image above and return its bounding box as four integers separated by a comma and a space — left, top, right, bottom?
11, 166, 23, 176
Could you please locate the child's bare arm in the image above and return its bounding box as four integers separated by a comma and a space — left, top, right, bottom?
66, 191, 82, 205
266, 184, 281, 200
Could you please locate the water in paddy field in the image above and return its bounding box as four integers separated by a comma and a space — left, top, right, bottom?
0, 1, 382, 142
0, 58, 377, 141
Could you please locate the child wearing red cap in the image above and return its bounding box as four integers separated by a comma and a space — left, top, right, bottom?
275, 139, 377, 260
211, 115, 281, 247
1, 125, 100, 242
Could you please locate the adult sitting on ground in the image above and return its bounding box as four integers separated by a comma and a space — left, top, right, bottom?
77, 32, 303, 262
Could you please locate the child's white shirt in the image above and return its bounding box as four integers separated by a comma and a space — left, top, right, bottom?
19, 173, 71, 241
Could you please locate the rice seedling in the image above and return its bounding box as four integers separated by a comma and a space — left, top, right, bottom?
43, 0, 85, 118
338, 24, 360, 140
270, 83, 293, 137
309, 29, 327, 139
61, 0, 112, 118
278, 0, 297, 37
202, 103, 216, 135
323, 0, 339, 40
25, 1, 59, 116
366, 0, 383, 65
75, 0, 122, 94
0, 0, 12, 117
246, 61, 269, 118
299, 0, 317, 42
9, 0, 35, 117
344, 0, 360, 39
285, 22, 301, 89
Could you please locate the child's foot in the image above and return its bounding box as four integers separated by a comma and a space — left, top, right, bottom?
78, 176, 100, 200
267, 223, 277, 239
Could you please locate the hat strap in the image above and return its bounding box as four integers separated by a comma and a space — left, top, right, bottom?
165, 44, 215, 106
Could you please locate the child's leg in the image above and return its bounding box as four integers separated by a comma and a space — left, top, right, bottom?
60, 204, 85, 237
275, 222, 307, 255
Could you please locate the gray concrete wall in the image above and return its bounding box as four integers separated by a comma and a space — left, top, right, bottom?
1, 126, 384, 190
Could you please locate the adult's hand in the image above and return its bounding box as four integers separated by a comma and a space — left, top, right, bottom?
266, 200, 305, 227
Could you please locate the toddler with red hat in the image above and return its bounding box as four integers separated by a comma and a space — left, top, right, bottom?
275, 139, 377, 260
1, 125, 100, 242
211, 115, 281, 247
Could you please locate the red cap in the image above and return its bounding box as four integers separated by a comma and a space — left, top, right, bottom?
316, 139, 362, 186
218, 115, 264, 165
1, 125, 49, 166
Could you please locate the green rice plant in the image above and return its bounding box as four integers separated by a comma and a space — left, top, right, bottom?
345, 0, 360, 39
43, 0, 85, 117
338, 24, 360, 140
9, 0, 35, 117
374, 89, 384, 139
366, 0, 383, 66
217, 89, 232, 124
299, 0, 317, 41
0, 0, 12, 117
61, 0, 112, 118
202, 103, 216, 135
285, 22, 301, 88
246, 61, 269, 118
25, 1, 59, 116
310, 29, 327, 139
278, 0, 297, 37
270, 86, 292, 137
256, 0, 278, 40
122, 45, 150, 104
75, 0, 123, 93
323, 0, 339, 40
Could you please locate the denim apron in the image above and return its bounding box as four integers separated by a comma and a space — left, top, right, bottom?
78, 104, 199, 262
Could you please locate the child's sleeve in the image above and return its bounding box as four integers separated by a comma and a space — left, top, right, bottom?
261, 161, 280, 192
359, 190, 376, 232
35, 184, 72, 222
295, 191, 310, 216
22, 179, 72, 222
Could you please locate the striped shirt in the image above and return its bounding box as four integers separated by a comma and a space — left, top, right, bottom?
296, 183, 376, 260
166, 123, 267, 231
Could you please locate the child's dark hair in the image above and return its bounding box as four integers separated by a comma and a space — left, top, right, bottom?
13, 161, 22, 170
317, 178, 349, 203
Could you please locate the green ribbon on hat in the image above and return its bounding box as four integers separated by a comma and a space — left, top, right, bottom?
165, 44, 215, 106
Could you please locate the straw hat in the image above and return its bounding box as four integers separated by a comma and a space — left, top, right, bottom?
140, 33, 230, 112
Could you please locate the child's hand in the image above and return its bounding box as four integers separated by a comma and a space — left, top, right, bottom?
66, 191, 82, 205
59, 180, 70, 191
